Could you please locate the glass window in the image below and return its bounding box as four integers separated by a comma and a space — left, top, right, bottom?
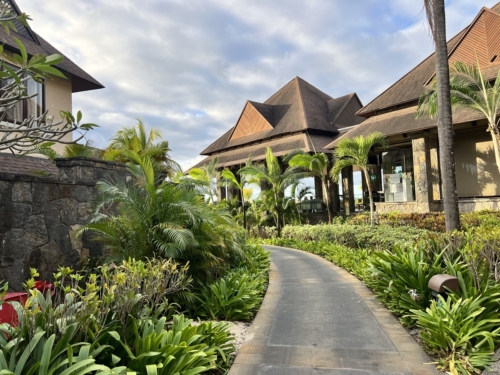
381, 146, 415, 202
1, 65, 44, 123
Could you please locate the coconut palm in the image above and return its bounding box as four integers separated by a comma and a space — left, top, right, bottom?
422, 0, 460, 231
286, 150, 333, 223
239, 147, 300, 237
102, 120, 180, 178
418, 61, 500, 174
330, 132, 387, 226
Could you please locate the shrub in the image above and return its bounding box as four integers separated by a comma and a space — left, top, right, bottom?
411, 295, 500, 373
193, 269, 267, 321
280, 224, 427, 250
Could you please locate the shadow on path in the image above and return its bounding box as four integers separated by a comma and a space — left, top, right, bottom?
229, 245, 440, 375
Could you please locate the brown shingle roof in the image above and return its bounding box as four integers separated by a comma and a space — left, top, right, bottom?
324, 106, 486, 149
0, 1, 104, 93
201, 77, 363, 156
193, 132, 341, 169
359, 2, 500, 117
0, 153, 58, 176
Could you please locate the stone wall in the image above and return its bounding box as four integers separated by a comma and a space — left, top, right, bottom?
0, 157, 129, 291
458, 197, 500, 212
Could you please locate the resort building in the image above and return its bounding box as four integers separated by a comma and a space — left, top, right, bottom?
193, 76, 365, 216
326, 2, 500, 214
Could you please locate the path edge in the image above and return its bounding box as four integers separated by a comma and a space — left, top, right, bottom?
227, 260, 281, 374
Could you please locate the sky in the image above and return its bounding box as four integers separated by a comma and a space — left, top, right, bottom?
15, 0, 499, 171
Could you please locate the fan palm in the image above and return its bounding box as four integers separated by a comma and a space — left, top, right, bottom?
330, 132, 387, 226
286, 150, 333, 223
239, 147, 300, 237
421, 0, 460, 231
101, 120, 180, 178
418, 60, 500, 174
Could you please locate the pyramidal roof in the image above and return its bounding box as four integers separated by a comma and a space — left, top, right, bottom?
359, 2, 500, 117
201, 77, 364, 155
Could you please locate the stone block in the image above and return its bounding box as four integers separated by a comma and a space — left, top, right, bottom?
24, 214, 48, 251
31, 183, 48, 214
57, 198, 78, 226
0, 229, 26, 261
12, 203, 32, 228
72, 185, 93, 202
77, 202, 92, 223
12, 182, 31, 202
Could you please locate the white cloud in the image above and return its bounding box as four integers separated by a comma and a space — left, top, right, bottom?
15, 0, 500, 169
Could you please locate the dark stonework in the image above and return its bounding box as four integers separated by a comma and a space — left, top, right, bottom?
0, 157, 130, 291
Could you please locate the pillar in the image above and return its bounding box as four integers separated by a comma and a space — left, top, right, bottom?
314, 176, 323, 200
342, 166, 355, 215
412, 136, 435, 212
216, 171, 227, 202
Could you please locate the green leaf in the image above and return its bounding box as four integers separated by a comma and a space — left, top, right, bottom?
13, 37, 28, 63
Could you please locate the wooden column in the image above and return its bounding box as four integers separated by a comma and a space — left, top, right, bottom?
314, 176, 323, 200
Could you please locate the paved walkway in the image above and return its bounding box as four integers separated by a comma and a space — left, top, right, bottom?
229, 245, 440, 375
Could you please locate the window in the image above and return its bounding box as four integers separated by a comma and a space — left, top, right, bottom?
381, 146, 415, 202
1, 64, 44, 123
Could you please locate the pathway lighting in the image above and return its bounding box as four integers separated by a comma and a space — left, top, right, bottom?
428, 274, 459, 300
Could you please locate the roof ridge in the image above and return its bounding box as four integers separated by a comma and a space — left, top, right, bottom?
264, 76, 300, 104
329, 93, 355, 125
295, 77, 310, 130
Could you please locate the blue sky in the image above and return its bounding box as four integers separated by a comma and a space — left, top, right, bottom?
16, 0, 499, 170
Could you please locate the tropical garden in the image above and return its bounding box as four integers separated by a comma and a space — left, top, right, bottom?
2, 1, 500, 375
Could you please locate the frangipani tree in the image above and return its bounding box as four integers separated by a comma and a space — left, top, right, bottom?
0, 5, 97, 153
330, 132, 387, 226
418, 60, 500, 174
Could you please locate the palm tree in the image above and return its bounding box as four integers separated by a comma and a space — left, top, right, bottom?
422, 0, 460, 231
102, 120, 180, 178
21, 140, 99, 160
286, 150, 333, 223
418, 61, 500, 174
220, 169, 248, 230
290, 182, 313, 225
239, 147, 300, 237
81, 151, 242, 279
188, 157, 219, 204
330, 132, 387, 226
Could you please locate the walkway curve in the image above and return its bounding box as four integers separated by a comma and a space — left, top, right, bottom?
229, 245, 440, 375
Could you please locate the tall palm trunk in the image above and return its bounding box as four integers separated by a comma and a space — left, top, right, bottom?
321, 178, 332, 223
491, 130, 500, 172
426, 0, 460, 231
363, 169, 375, 226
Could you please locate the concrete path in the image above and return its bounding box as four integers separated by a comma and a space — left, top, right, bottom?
229, 245, 440, 375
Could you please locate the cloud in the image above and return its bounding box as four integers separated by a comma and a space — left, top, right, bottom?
16, 0, 500, 170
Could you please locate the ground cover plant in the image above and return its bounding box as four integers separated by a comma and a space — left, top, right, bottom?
0, 240, 270, 374
264, 223, 500, 374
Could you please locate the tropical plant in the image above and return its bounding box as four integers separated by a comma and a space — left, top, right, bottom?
188, 157, 219, 204
286, 150, 333, 222
82, 152, 243, 278
221, 168, 248, 229
193, 269, 267, 321
239, 147, 300, 237
21, 139, 99, 160
102, 120, 180, 178
411, 295, 500, 373
418, 61, 500, 176
421, 0, 460, 231
330, 132, 387, 225
290, 182, 313, 225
